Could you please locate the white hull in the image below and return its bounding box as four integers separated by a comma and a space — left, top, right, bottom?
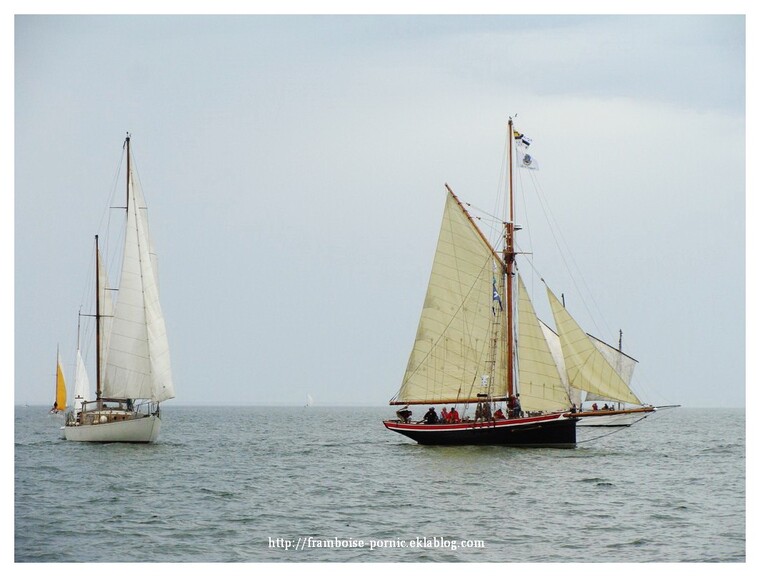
63, 414, 161, 442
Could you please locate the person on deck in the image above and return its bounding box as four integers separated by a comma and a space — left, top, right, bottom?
494, 407, 506, 420
448, 407, 460, 423
507, 395, 516, 417
424, 407, 438, 424
440, 407, 449, 423
396, 406, 412, 423
514, 394, 522, 418
592, 402, 599, 411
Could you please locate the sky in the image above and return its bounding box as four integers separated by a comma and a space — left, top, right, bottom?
8, 6, 751, 410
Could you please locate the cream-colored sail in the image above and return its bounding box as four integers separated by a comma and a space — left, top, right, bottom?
516, 275, 570, 412
547, 287, 641, 405
103, 157, 174, 403
584, 335, 639, 403
539, 319, 580, 407
391, 189, 506, 405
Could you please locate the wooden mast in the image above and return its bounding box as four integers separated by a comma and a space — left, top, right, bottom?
505, 118, 516, 398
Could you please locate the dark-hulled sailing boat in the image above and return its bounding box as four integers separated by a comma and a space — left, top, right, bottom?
384, 119, 578, 447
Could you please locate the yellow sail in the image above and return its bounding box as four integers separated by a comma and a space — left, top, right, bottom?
517, 276, 571, 411
547, 287, 641, 405
55, 351, 67, 410
392, 188, 506, 405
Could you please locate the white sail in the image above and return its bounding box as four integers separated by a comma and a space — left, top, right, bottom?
392, 189, 506, 405
588, 334, 637, 385
98, 249, 113, 378
516, 275, 570, 412
547, 287, 641, 405
103, 155, 174, 402
72, 348, 90, 414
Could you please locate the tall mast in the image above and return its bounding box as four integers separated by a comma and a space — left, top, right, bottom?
125, 133, 131, 210
504, 118, 516, 397
95, 235, 102, 401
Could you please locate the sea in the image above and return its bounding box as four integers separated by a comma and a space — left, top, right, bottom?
13, 406, 746, 565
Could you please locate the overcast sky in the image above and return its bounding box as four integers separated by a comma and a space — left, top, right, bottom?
9, 9, 749, 409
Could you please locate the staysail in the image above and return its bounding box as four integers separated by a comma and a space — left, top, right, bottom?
72, 347, 89, 414
103, 152, 174, 403
391, 189, 506, 405
547, 287, 641, 405
516, 275, 571, 412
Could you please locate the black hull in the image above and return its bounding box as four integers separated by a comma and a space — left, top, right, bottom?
383, 414, 577, 448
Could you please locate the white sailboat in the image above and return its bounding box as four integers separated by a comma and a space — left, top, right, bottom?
64, 134, 175, 443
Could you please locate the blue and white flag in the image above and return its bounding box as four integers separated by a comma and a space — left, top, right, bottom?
492, 279, 503, 312
519, 152, 539, 170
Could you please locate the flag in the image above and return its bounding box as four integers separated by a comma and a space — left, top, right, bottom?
513, 129, 531, 147
492, 279, 503, 312
519, 152, 539, 170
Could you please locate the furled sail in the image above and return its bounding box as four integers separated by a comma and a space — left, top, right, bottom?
103, 159, 174, 402
547, 287, 641, 405
391, 189, 506, 405
516, 275, 570, 412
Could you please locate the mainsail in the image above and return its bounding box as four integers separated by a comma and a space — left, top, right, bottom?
102, 152, 174, 403
391, 190, 507, 405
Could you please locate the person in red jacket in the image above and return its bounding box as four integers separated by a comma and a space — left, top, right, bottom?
448, 407, 460, 423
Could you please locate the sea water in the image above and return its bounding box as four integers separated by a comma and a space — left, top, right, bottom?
14, 406, 745, 563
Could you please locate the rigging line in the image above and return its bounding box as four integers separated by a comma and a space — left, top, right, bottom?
575, 424, 632, 444
530, 170, 612, 338
575, 413, 654, 444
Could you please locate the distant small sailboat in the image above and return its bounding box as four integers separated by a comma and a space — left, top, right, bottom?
63, 134, 175, 443
49, 348, 66, 414
306, 394, 314, 407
